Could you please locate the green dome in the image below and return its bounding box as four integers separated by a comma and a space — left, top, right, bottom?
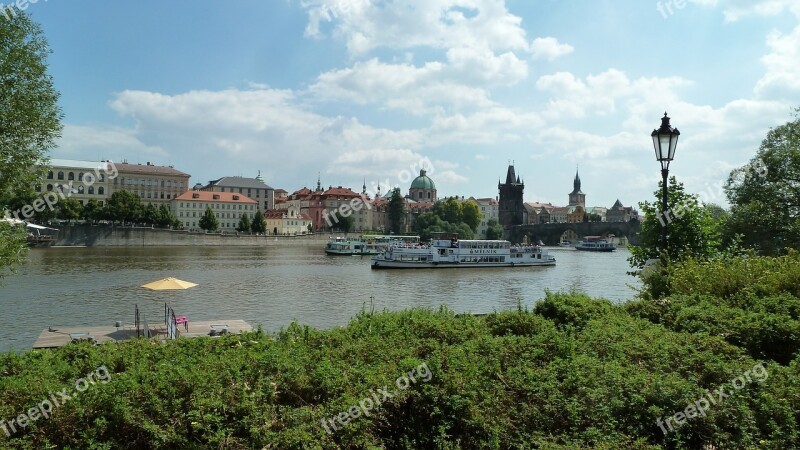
410, 170, 436, 190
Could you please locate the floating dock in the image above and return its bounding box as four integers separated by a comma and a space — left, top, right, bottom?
32, 320, 253, 349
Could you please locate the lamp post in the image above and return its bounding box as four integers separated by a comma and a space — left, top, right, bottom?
651, 112, 680, 251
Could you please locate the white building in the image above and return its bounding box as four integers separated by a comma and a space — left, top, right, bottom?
264, 205, 313, 235
172, 191, 257, 232
473, 197, 499, 238
43, 159, 114, 206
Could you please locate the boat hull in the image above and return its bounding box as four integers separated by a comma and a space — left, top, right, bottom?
574, 247, 615, 252
325, 249, 381, 256
371, 259, 556, 269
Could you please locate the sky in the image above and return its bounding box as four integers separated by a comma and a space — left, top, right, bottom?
18, 0, 800, 208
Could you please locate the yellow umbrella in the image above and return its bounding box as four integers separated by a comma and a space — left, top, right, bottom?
141, 277, 198, 291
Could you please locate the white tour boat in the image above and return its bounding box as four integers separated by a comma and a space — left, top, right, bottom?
574, 236, 617, 252
325, 235, 420, 256
371, 233, 556, 269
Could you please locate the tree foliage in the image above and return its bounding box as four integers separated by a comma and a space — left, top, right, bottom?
629, 176, 722, 271
485, 218, 503, 240
460, 199, 482, 232
236, 213, 251, 233
56, 197, 82, 223
198, 206, 218, 232
251, 210, 266, 234
327, 209, 354, 232
106, 191, 143, 225
0, 12, 62, 274
388, 188, 405, 234
415, 196, 481, 240
725, 110, 800, 255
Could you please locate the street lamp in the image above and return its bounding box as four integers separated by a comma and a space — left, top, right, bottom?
651, 112, 680, 250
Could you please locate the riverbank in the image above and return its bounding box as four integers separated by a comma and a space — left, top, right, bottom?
53, 224, 349, 247
1, 274, 798, 448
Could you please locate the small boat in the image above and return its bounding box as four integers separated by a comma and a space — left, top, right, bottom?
325, 235, 420, 256
371, 233, 556, 269
574, 236, 617, 252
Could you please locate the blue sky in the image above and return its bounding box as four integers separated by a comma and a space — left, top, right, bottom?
22, 0, 800, 208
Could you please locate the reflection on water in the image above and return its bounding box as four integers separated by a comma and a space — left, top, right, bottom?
0, 244, 640, 352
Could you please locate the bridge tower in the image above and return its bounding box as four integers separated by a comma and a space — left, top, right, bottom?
568, 168, 585, 207
498, 163, 525, 236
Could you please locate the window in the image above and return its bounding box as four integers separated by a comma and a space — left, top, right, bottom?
213, 194, 220, 200
68, 172, 75, 181
47, 171, 53, 179
78, 186, 84, 194
161, 180, 165, 187
88, 186, 94, 194
47, 184, 53, 191
58, 171, 64, 180
78, 173, 84, 181
98, 187, 104, 195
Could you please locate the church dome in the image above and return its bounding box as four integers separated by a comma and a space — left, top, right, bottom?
410, 170, 436, 190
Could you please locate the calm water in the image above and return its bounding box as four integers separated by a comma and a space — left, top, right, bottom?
0, 243, 639, 352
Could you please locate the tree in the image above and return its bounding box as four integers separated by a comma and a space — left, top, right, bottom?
0, 12, 62, 274
236, 214, 251, 233
82, 199, 105, 224
106, 190, 143, 225
485, 219, 504, 240
586, 213, 602, 223
725, 110, 800, 255
629, 176, 722, 271
56, 198, 83, 223
388, 188, 405, 234
156, 204, 178, 228
461, 199, 482, 232
199, 207, 219, 232
441, 197, 462, 224
142, 203, 158, 226
251, 210, 266, 234
327, 210, 354, 232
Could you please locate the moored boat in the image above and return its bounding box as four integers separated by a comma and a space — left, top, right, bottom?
371, 233, 556, 269
574, 236, 616, 252
325, 234, 420, 255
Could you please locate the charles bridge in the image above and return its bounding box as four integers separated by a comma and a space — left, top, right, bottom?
510, 221, 642, 246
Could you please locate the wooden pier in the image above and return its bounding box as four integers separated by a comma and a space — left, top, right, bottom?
32, 320, 253, 349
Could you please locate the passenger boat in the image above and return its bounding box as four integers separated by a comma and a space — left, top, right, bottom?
371, 233, 556, 269
574, 236, 617, 252
325, 234, 420, 255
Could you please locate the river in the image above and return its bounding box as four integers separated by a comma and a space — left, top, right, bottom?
0, 243, 640, 352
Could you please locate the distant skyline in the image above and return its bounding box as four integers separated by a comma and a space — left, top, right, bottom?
27, 0, 800, 208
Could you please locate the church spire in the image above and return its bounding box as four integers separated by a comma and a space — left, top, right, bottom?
316, 172, 322, 192
570, 166, 583, 195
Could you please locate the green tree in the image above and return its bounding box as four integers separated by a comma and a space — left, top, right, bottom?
461, 199, 482, 232
199, 206, 219, 232
441, 197, 462, 224
414, 212, 449, 241
629, 176, 722, 271
156, 204, 178, 228
106, 190, 143, 225
0, 12, 62, 274
586, 213, 602, 222
725, 110, 800, 255
388, 188, 405, 234
485, 219, 504, 240
251, 210, 266, 234
56, 197, 83, 223
327, 210, 354, 232
236, 214, 251, 233
82, 199, 105, 224
142, 203, 158, 226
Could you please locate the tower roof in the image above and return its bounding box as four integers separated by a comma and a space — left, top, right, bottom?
570, 168, 584, 195
505, 164, 517, 184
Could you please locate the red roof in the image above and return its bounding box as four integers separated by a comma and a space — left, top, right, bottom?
323, 186, 360, 198
175, 191, 256, 203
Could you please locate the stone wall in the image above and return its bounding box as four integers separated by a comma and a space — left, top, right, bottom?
54, 224, 331, 247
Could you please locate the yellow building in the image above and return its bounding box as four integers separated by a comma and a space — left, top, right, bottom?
264, 205, 313, 235
172, 191, 257, 232
112, 162, 191, 206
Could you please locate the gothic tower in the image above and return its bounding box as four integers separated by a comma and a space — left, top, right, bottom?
568, 168, 586, 207
498, 163, 524, 235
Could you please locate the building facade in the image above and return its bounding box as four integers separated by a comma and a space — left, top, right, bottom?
607, 199, 638, 222
568, 169, 586, 207
43, 159, 114, 206
172, 191, 257, 232
203, 172, 275, 211
474, 197, 499, 238
112, 162, 191, 206
264, 205, 312, 235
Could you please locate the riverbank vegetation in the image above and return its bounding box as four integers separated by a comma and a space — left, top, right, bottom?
2, 252, 799, 449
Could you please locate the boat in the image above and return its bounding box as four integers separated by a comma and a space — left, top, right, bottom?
559, 237, 572, 247
2, 218, 58, 247
371, 233, 556, 269
325, 234, 420, 256
574, 236, 617, 252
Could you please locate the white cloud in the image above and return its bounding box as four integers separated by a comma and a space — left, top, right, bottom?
755, 25, 800, 97
530, 37, 574, 61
